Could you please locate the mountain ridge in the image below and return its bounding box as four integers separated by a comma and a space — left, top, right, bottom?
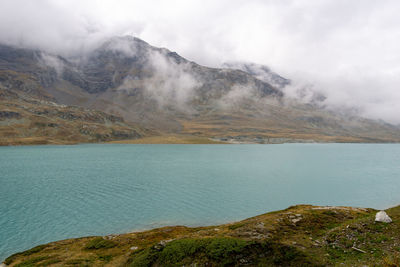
1, 35, 400, 144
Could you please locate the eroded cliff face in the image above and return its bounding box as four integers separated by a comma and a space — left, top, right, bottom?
1, 36, 400, 144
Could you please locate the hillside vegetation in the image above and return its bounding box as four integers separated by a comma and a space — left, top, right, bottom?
2, 38, 400, 145
4, 204, 400, 266
0, 85, 148, 145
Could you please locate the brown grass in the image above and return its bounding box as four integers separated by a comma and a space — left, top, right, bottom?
108, 134, 226, 144
8, 204, 400, 266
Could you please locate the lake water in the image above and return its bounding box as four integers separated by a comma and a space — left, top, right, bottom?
1, 143, 400, 260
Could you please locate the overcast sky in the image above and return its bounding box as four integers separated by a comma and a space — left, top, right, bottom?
1, 0, 400, 123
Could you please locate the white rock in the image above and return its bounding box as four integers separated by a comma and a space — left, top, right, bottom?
292, 218, 302, 224
375, 211, 392, 223
130, 246, 139, 250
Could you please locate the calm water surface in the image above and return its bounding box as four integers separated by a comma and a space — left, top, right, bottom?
1, 143, 400, 260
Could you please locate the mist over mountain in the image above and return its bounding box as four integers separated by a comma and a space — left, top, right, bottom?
221, 62, 290, 90
1, 35, 400, 144
2, 0, 400, 126
221, 62, 328, 107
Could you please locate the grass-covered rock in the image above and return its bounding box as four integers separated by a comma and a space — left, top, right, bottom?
85, 237, 117, 250
4, 204, 400, 266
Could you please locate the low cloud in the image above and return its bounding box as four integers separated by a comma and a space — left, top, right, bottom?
116, 49, 201, 112
103, 38, 138, 57
217, 84, 256, 110
39, 53, 65, 76
144, 50, 200, 111
1, 0, 400, 123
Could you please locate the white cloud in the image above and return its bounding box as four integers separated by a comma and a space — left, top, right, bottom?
1, 0, 400, 123
143, 50, 200, 110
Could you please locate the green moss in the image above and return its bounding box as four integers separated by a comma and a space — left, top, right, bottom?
367, 222, 387, 232
98, 254, 114, 262
129, 238, 248, 266
271, 244, 311, 265
129, 248, 158, 267
21, 245, 49, 255
205, 238, 247, 260
37, 258, 62, 266
158, 238, 205, 263
356, 233, 366, 243
228, 223, 246, 230
14, 256, 50, 267
322, 210, 338, 217
4, 244, 49, 265
326, 231, 338, 243
129, 237, 315, 267
340, 237, 353, 248
65, 258, 94, 266
85, 237, 117, 249
4, 255, 17, 265
373, 234, 389, 243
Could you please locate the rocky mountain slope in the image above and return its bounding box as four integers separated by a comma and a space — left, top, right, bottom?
1, 36, 400, 144
221, 61, 291, 90
4, 204, 400, 266
0, 84, 147, 145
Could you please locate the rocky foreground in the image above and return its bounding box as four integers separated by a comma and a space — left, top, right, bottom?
3, 204, 400, 266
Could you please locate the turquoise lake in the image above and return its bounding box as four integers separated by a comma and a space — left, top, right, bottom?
1, 143, 400, 260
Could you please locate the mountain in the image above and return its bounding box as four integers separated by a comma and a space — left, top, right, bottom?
221, 61, 327, 104
0, 86, 148, 145
1, 36, 400, 144
221, 61, 290, 89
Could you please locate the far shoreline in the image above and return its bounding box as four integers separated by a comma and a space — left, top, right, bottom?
1, 133, 399, 146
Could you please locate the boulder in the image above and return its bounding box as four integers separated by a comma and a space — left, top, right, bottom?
375, 211, 392, 223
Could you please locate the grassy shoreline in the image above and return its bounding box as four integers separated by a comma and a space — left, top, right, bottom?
2, 134, 400, 146
0, 135, 226, 146
4, 204, 400, 266
107, 134, 227, 144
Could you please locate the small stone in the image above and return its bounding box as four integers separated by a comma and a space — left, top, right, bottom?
375, 211, 392, 223
158, 239, 173, 247
130, 246, 139, 250
292, 218, 302, 224
255, 222, 265, 228
239, 258, 249, 264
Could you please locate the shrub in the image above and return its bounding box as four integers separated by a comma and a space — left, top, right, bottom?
130, 237, 248, 267
85, 237, 117, 249
228, 223, 246, 230
205, 238, 247, 260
